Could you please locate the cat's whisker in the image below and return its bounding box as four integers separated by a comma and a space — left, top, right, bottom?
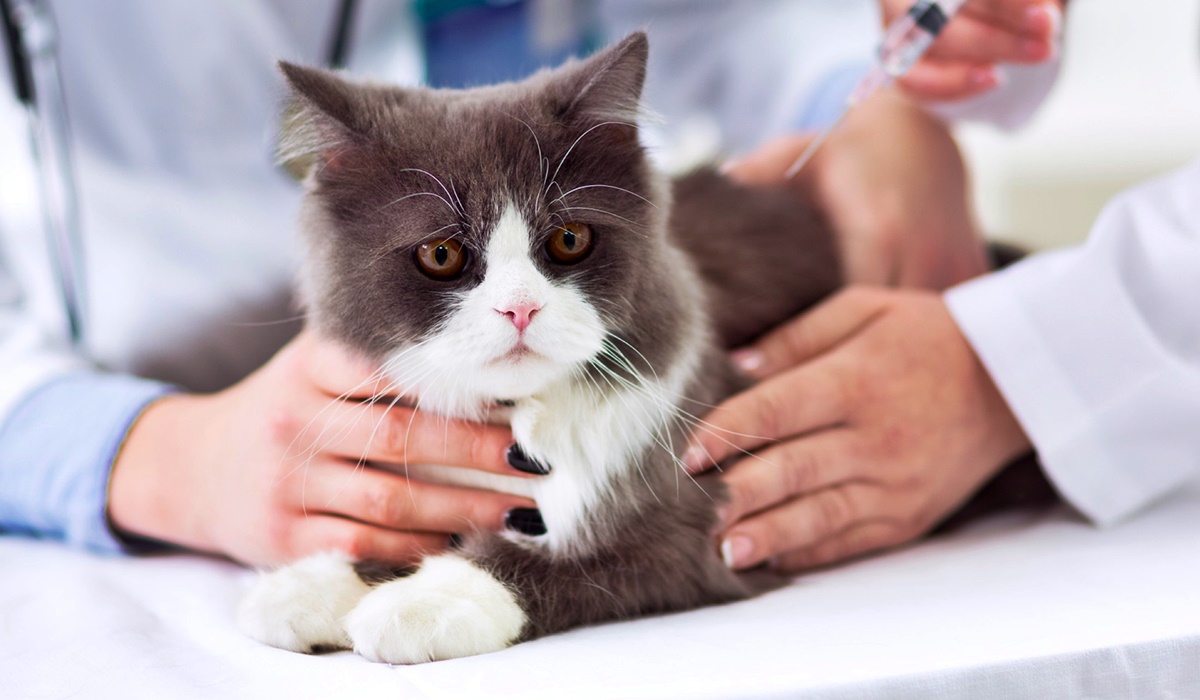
586, 358, 667, 504
396, 168, 465, 217
375, 190, 459, 216
500, 111, 549, 195
550, 183, 659, 210
590, 345, 730, 496
602, 332, 777, 448
545, 121, 636, 199
559, 205, 646, 231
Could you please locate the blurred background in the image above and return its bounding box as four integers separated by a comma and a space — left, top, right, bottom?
956, 0, 1200, 251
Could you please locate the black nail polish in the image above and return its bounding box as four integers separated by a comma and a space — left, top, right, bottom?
506, 444, 551, 475
505, 508, 547, 536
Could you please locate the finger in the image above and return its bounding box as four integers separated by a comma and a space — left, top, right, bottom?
295, 394, 524, 476
722, 133, 818, 185
925, 14, 1056, 65
769, 520, 912, 573
300, 333, 390, 399
718, 429, 858, 527
683, 359, 849, 473
296, 514, 452, 565
896, 60, 1000, 102
956, 0, 1062, 40
718, 483, 888, 570
304, 461, 535, 534
731, 287, 891, 380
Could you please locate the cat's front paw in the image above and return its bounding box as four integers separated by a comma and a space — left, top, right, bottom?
344, 555, 526, 664
237, 552, 369, 653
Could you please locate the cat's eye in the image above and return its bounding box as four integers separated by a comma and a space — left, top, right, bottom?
545, 223, 593, 264
415, 238, 468, 279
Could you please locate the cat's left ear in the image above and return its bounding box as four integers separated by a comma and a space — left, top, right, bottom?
545, 31, 649, 126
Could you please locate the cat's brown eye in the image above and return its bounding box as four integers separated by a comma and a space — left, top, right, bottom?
545, 223, 593, 264
415, 238, 468, 279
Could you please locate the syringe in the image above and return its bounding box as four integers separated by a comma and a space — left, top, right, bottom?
785, 0, 968, 178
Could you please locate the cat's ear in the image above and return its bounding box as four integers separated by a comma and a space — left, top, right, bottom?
547, 31, 648, 126
277, 61, 390, 179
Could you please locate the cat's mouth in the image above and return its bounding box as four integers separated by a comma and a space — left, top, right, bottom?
490, 341, 541, 365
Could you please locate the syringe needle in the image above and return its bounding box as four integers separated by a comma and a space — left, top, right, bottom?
784, 109, 846, 179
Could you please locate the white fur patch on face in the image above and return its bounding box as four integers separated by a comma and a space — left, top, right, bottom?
237, 552, 368, 653
344, 555, 526, 663
386, 201, 607, 419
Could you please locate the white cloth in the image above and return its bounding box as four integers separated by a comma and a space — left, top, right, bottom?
3, 487, 1199, 699
947, 159, 1200, 525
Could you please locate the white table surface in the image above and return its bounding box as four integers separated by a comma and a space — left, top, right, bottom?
3, 484, 1199, 700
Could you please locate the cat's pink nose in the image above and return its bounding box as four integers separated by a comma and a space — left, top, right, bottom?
496, 301, 542, 332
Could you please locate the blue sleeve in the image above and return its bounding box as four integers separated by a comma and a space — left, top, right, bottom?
0, 372, 176, 553
793, 59, 872, 132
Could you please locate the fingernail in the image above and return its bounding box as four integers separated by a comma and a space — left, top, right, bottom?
506, 444, 551, 475
718, 159, 742, 175
730, 349, 764, 376
505, 508, 547, 536
721, 536, 754, 570
969, 67, 999, 89
1025, 4, 1061, 35
682, 444, 707, 474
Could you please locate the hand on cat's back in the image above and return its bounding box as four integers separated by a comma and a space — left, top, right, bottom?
726, 90, 990, 291
684, 287, 1032, 572
107, 330, 538, 566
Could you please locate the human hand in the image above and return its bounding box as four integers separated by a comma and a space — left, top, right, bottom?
108, 331, 537, 566
684, 287, 1031, 572
880, 0, 1064, 101
727, 91, 990, 290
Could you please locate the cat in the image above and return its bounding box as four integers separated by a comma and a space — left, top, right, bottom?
236, 31, 841, 664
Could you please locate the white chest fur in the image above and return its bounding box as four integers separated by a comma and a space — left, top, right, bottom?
404, 371, 685, 553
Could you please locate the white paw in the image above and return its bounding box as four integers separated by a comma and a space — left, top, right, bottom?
344, 555, 526, 664
237, 552, 370, 653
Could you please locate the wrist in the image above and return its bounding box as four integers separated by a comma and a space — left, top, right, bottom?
108, 393, 214, 552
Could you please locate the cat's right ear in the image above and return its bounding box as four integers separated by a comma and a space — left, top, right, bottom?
277, 61, 380, 180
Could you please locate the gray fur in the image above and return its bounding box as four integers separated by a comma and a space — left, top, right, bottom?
280, 32, 840, 643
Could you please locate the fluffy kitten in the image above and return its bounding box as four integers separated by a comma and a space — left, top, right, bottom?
238, 32, 839, 663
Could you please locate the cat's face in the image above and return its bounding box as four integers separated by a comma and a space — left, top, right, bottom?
283, 34, 672, 416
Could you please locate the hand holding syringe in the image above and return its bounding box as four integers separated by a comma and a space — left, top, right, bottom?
786, 0, 970, 178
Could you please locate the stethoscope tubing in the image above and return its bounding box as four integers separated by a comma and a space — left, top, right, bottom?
0, 0, 357, 354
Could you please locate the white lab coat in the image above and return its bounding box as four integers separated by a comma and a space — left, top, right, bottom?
947, 159, 1200, 525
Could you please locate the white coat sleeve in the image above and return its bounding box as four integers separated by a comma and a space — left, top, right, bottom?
945, 159, 1200, 525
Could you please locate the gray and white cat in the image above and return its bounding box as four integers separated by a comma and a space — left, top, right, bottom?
237, 32, 839, 663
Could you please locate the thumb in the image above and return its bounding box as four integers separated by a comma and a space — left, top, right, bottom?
722, 133, 818, 185
731, 287, 893, 379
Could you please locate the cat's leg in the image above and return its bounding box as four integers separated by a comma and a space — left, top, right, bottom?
237, 552, 370, 653
343, 554, 525, 664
